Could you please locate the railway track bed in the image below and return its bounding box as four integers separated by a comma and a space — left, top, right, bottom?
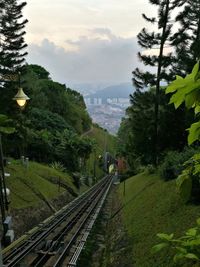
3, 175, 113, 267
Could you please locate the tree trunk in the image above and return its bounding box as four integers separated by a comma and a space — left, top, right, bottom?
154, 0, 170, 166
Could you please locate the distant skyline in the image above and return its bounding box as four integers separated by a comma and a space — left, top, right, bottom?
24, 0, 157, 86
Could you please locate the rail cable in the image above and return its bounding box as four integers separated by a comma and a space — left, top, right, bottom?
3, 175, 111, 267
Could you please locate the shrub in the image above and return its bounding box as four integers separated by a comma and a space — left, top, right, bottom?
177, 153, 200, 203
50, 161, 65, 172
152, 218, 200, 266
159, 147, 198, 181
146, 164, 155, 174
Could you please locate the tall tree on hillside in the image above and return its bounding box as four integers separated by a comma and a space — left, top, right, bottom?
171, 0, 200, 76
0, 0, 28, 114
0, 0, 28, 75
117, 88, 192, 167
132, 0, 184, 164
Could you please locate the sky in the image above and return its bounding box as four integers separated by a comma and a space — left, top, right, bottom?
24, 0, 157, 87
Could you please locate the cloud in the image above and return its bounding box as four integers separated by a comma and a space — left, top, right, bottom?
27, 29, 139, 86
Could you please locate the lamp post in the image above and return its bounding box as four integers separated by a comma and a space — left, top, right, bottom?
0, 72, 30, 255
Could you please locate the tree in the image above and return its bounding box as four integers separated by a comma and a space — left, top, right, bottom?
132, 0, 184, 164
0, 0, 28, 114
0, 0, 28, 75
171, 0, 200, 76
118, 88, 192, 167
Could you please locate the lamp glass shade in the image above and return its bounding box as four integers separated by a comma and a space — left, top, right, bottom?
13, 87, 30, 107
16, 99, 26, 107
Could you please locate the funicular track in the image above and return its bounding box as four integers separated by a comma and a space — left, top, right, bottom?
3, 175, 112, 267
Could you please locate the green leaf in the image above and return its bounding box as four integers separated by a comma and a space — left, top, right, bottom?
166, 77, 186, 94
188, 122, 200, 145
185, 92, 199, 109
195, 105, 200, 114
175, 247, 187, 254
185, 253, 199, 260
151, 243, 168, 253
0, 127, 15, 134
191, 61, 200, 81
197, 218, 200, 226
173, 253, 185, 263
176, 173, 192, 202
157, 233, 174, 241
186, 239, 200, 246
186, 228, 197, 237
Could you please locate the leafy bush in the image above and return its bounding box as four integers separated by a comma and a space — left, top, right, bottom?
177, 153, 200, 203
146, 164, 155, 174
50, 162, 65, 172
152, 218, 200, 265
159, 147, 198, 181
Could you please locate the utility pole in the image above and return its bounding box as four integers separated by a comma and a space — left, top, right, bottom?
0, 135, 8, 227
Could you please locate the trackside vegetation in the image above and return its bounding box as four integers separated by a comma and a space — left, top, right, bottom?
119, 172, 200, 267
5, 160, 76, 209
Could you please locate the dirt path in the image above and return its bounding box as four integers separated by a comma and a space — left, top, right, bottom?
81, 126, 94, 137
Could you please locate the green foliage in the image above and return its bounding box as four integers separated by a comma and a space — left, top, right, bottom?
0, 0, 28, 75
166, 61, 200, 145
0, 114, 15, 134
82, 126, 116, 180
6, 160, 76, 209
176, 153, 200, 203
152, 62, 200, 266
50, 162, 66, 173
172, 0, 200, 76
119, 172, 200, 267
0, 64, 94, 174
159, 147, 198, 181
146, 164, 155, 174
118, 88, 191, 168
152, 218, 200, 265
27, 64, 50, 80
132, 0, 181, 89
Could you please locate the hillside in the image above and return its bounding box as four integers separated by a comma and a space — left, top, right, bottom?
6, 160, 76, 209
84, 125, 116, 179
118, 173, 200, 267
3, 125, 116, 237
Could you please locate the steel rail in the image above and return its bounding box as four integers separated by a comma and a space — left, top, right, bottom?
53, 176, 112, 267
68, 175, 113, 267
30, 178, 109, 267
3, 176, 110, 267
4, 175, 107, 258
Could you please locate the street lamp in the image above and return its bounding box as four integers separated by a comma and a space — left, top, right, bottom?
12, 72, 30, 108
0, 72, 30, 108
13, 87, 30, 107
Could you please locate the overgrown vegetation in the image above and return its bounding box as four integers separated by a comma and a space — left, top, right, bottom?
5, 160, 76, 209
159, 147, 198, 181
118, 172, 200, 267
152, 62, 200, 265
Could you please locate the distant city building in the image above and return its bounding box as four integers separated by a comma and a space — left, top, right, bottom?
118, 98, 129, 104
84, 97, 91, 105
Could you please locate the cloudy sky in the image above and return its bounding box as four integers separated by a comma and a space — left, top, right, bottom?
24, 0, 157, 86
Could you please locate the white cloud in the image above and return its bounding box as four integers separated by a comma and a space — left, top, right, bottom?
24, 0, 157, 47
27, 29, 139, 86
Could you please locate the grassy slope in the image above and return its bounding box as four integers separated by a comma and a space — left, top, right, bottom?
6, 160, 76, 209
85, 126, 116, 179
119, 172, 200, 267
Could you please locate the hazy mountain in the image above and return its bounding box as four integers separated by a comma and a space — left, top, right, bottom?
68, 82, 113, 96
87, 82, 134, 102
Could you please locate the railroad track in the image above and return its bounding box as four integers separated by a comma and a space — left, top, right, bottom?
3, 175, 113, 267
